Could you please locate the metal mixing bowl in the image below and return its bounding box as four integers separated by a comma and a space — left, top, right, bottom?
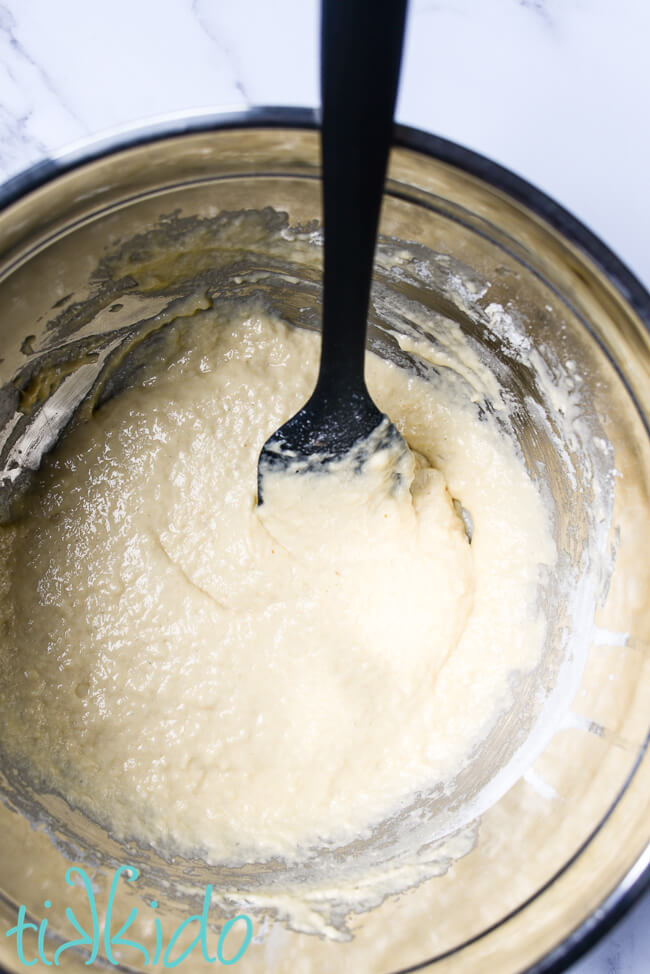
0, 108, 648, 973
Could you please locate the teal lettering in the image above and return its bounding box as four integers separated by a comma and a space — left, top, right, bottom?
6, 905, 37, 967
163, 883, 215, 968
54, 867, 100, 965
104, 866, 149, 966
37, 905, 52, 966
151, 901, 163, 965
217, 915, 253, 966
8, 863, 252, 970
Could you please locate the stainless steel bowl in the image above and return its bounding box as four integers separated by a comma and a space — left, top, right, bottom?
0, 108, 648, 973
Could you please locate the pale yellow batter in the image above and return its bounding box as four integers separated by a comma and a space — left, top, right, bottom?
0, 305, 554, 875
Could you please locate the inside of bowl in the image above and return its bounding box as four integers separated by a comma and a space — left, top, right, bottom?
0, 127, 648, 974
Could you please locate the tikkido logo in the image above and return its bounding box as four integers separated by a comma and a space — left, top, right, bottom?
6, 865, 253, 968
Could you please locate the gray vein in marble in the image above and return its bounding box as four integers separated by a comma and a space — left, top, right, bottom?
0, 13, 47, 180
519, 0, 553, 29
0, 104, 46, 180
191, 0, 250, 104
416, 0, 554, 30
0, 3, 85, 129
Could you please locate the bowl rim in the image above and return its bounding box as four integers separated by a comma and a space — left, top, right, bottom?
0, 105, 648, 974
1, 104, 649, 333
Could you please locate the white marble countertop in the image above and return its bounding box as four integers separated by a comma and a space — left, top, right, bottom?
0, 1, 648, 971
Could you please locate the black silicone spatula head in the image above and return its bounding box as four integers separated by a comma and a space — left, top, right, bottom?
257, 0, 409, 503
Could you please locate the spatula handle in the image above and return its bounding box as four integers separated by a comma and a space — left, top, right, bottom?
319, 0, 408, 394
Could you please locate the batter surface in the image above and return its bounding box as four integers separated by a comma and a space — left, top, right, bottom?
0, 306, 554, 865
